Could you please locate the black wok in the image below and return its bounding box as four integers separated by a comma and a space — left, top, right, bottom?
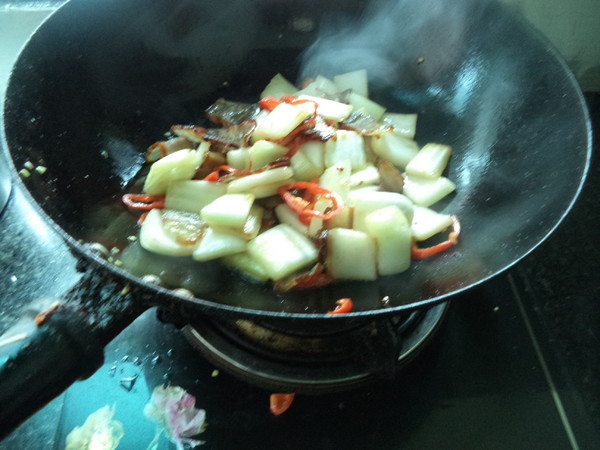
0, 0, 591, 436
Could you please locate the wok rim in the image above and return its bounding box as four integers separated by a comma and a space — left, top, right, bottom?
0, 0, 593, 321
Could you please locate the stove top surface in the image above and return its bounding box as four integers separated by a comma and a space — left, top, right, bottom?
1, 4, 599, 450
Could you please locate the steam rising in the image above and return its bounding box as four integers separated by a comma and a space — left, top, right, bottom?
301, 0, 487, 89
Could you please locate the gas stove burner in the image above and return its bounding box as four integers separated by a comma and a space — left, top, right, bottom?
182, 302, 449, 393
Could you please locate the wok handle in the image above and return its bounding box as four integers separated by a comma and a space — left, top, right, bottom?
0, 291, 144, 439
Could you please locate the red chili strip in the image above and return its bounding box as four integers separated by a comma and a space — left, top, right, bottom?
203, 171, 220, 182
327, 298, 353, 315
203, 164, 254, 182
258, 96, 283, 111
137, 211, 149, 226
278, 182, 343, 224
411, 215, 461, 259
34, 301, 61, 326
280, 94, 297, 103
284, 135, 310, 158
276, 263, 333, 291
270, 393, 295, 416
145, 141, 168, 162
122, 193, 165, 210
215, 165, 237, 174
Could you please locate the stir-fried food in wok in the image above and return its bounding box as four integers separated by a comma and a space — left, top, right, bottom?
122, 70, 460, 291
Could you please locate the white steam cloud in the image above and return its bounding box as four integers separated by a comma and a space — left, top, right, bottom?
300, 0, 488, 89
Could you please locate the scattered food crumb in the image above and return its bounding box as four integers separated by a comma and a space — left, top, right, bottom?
65, 405, 124, 450
270, 393, 295, 416
24, 161, 34, 170
119, 374, 138, 392
144, 385, 206, 450
211, 370, 219, 377
35, 165, 47, 174
18, 169, 31, 178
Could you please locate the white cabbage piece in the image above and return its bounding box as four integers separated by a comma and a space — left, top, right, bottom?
200, 193, 255, 229
411, 205, 454, 241
164, 180, 226, 213
350, 190, 414, 232
297, 94, 353, 122
143, 148, 204, 195
192, 227, 248, 261
405, 143, 452, 179
326, 228, 377, 280
139, 209, 200, 256
383, 113, 418, 140
403, 174, 456, 207
324, 130, 368, 170
247, 224, 318, 280
248, 140, 288, 169
370, 132, 419, 168
260, 73, 297, 99
364, 205, 412, 275
252, 102, 314, 141
295, 75, 339, 97
347, 92, 386, 120
226, 166, 294, 196
334, 69, 369, 97
222, 251, 271, 282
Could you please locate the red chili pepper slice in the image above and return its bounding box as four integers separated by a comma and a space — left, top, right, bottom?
258, 96, 283, 111
122, 193, 165, 210
275, 263, 333, 291
411, 215, 461, 259
215, 165, 238, 174
203, 165, 243, 182
34, 301, 61, 326
278, 182, 343, 224
280, 94, 298, 103
270, 393, 295, 416
145, 141, 168, 162
203, 171, 220, 182
327, 298, 353, 315
137, 211, 149, 226
284, 135, 310, 158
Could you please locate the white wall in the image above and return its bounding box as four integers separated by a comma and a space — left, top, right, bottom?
501, 0, 600, 91
1, 3, 599, 92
